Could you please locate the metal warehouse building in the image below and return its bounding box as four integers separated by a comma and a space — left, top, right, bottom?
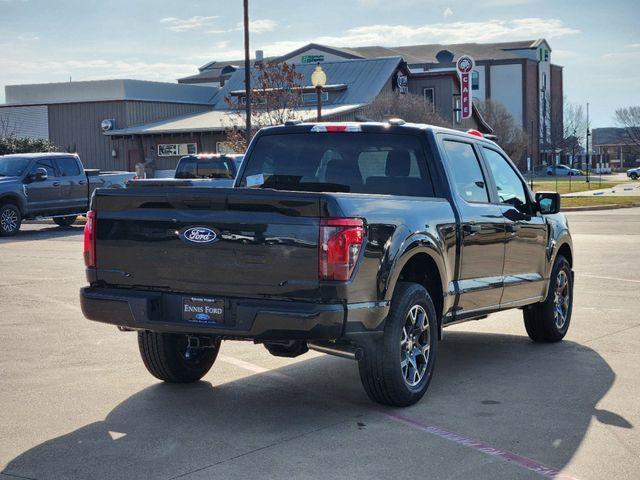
0, 80, 216, 171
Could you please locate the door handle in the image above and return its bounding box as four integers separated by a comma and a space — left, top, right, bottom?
462, 223, 481, 234
505, 223, 521, 233
52, 182, 61, 187
78, 180, 87, 185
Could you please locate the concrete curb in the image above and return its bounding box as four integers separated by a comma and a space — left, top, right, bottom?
562, 203, 640, 212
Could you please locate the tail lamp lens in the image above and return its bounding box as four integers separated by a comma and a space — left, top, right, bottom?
83, 210, 96, 267
319, 218, 364, 281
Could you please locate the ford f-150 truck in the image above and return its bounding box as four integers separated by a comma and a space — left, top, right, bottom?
0, 152, 134, 236
80, 121, 573, 407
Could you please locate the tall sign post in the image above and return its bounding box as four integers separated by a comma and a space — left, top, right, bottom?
456, 55, 475, 120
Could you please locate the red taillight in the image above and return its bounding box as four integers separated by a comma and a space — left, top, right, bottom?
83, 210, 96, 267
319, 218, 364, 281
467, 129, 484, 138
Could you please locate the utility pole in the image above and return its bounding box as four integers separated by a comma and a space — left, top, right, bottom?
585, 102, 590, 184
243, 0, 251, 145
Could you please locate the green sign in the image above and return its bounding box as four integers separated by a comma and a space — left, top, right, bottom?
302, 55, 325, 64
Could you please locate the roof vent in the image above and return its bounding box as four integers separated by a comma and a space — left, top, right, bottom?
387, 118, 406, 126
435, 50, 454, 63
285, 119, 303, 125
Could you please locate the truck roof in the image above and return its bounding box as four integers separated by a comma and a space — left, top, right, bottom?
258, 121, 497, 144
0, 152, 78, 159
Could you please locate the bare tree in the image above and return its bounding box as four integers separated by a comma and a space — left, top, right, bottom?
360, 91, 450, 126
477, 100, 528, 162
562, 101, 588, 156
224, 61, 304, 152
614, 106, 640, 149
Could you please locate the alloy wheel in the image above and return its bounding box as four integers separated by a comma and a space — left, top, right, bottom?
1, 208, 18, 233
554, 270, 570, 329
400, 304, 431, 387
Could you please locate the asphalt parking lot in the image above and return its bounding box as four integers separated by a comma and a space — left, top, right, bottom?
1, 209, 639, 480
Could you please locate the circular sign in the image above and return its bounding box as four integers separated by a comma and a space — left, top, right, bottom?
456, 55, 475, 75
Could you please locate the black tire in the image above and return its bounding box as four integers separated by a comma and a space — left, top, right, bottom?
631, 173, 639, 180
53, 215, 78, 227
524, 255, 573, 343
0, 203, 22, 237
358, 282, 438, 407
138, 331, 220, 383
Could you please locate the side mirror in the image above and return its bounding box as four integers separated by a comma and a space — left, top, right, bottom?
30, 167, 48, 182
535, 191, 561, 214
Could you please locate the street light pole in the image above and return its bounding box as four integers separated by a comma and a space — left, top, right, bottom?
311, 63, 326, 123
586, 102, 590, 184
316, 86, 322, 122
243, 0, 251, 144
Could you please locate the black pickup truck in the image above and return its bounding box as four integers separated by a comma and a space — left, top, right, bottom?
0, 152, 134, 236
80, 122, 573, 407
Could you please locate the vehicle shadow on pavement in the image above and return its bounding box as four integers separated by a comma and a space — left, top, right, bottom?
0, 225, 83, 242
2, 332, 626, 480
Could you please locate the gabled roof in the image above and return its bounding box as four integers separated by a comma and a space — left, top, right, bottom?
213, 56, 405, 110
273, 43, 364, 62
108, 56, 405, 136
345, 39, 546, 64
105, 104, 364, 136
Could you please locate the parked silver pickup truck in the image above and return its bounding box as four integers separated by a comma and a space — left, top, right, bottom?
0, 152, 135, 236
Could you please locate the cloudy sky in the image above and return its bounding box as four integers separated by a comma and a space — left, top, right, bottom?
1, 0, 638, 127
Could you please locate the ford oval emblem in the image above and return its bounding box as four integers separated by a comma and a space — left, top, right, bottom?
195, 313, 210, 321
180, 227, 218, 244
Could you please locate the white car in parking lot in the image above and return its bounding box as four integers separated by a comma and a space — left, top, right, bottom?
627, 167, 640, 180
547, 164, 582, 176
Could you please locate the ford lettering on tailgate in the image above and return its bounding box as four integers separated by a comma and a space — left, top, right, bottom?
180, 226, 218, 244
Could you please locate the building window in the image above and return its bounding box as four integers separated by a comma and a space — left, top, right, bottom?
453, 96, 461, 124
423, 88, 435, 112
471, 71, 479, 91
158, 143, 197, 157
542, 73, 547, 91
301, 91, 329, 104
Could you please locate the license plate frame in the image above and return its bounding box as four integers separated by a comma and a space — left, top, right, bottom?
181, 296, 225, 324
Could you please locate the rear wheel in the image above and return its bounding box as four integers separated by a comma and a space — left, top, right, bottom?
53, 215, 78, 227
358, 282, 438, 407
138, 332, 220, 383
631, 173, 639, 180
523, 255, 573, 342
0, 204, 22, 237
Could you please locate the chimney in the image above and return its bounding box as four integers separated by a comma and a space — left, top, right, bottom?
255, 50, 264, 63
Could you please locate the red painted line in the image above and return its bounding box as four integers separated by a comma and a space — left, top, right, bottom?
221, 355, 580, 479
377, 409, 580, 480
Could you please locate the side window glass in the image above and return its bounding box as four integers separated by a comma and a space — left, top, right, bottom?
482, 148, 528, 213
30, 158, 57, 178
442, 140, 489, 203
58, 157, 81, 176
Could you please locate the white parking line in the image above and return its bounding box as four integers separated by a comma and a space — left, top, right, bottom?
579, 273, 640, 284
216, 354, 580, 480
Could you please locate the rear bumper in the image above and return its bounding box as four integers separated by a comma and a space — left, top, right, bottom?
80, 287, 388, 341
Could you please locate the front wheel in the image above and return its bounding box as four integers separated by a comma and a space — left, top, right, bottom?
523, 255, 573, 342
138, 332, 220, 383
0, 204, 22, 237
53, 215, 78, 227
358, 282, 438, 407
631, 173, 639, 180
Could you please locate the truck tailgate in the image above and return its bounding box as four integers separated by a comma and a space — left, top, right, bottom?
93, 187, 323, 299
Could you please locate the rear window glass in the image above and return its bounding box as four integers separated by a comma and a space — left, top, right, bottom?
175, 156, 236, 179
239, 133, 434, 197
58, 157, 81, 176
